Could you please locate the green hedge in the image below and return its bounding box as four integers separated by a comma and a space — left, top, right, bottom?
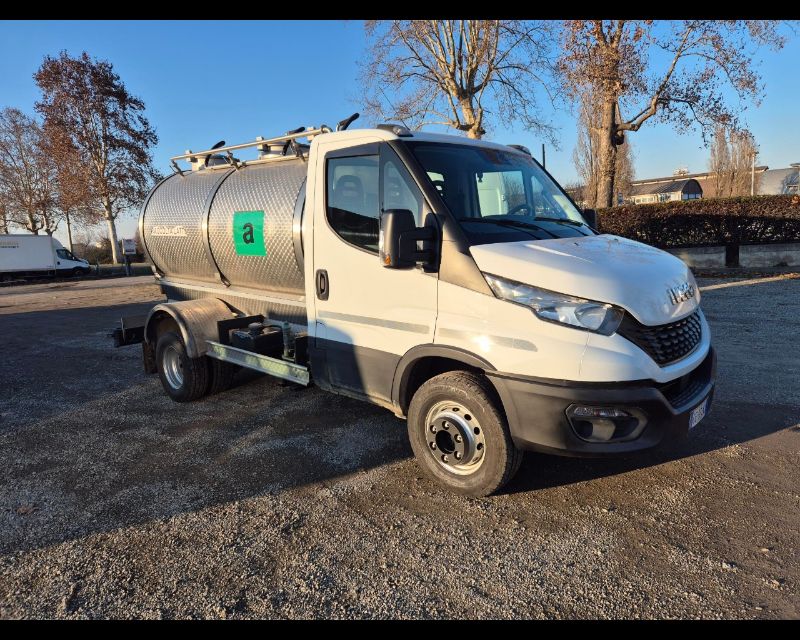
597, 195, 800, 248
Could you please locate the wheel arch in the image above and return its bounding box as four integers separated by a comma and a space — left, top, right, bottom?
392, 344, 498, 417
144, 298, 236, 358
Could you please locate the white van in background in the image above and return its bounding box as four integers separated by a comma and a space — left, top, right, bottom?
0, 234, 90, 280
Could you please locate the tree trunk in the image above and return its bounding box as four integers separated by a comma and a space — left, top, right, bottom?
459, 98, 483, 139
104, 198, 121, 265
595, 99, 618, 209
65, 210, 73, 252
27, 211, 39, 235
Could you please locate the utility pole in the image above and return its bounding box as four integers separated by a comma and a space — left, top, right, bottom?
541, 144, 546, 170
751, 152, 756, 196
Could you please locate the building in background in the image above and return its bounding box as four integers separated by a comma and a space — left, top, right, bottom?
628, 177, 703, 204
758, 164, 800, 195
563, 163, 798, 208
624, 163, 799, 203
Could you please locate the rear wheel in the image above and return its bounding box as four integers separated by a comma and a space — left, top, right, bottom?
407, 371, 523, 497
207, 358, 239, 395
155, 331, 210, 402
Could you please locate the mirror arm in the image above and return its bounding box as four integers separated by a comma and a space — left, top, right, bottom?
400, 227, 436, 264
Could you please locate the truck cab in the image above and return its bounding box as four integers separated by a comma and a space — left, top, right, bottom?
306, 125, 714, 490
121, 121, 715, 496
54, 244, 91, 275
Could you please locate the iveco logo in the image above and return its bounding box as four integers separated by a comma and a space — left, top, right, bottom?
668, 282, 695, 305
151, 225, 187, 237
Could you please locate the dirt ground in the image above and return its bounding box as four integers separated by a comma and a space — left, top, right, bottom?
0, 274, 798, 619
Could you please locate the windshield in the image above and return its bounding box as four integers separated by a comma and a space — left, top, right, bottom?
406, 141, 594, 245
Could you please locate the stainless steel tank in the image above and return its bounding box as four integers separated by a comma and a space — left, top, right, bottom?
140, 158, 307, 296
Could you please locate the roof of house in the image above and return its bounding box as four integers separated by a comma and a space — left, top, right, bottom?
630, 167, 769, 186
758, 167, 799, 195
629, 178, 702, 197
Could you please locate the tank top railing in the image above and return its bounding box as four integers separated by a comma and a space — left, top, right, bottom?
170, 125, 333, 174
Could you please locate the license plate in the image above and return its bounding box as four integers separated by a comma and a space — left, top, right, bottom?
689, 397, 709, 430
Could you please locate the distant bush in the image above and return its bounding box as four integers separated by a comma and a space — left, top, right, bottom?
82, 243, 113, 264
597, 195, 800, 247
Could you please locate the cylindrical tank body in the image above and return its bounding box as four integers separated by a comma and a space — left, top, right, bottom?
140, 158, 307, 296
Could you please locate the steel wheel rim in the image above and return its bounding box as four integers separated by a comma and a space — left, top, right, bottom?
163, 345, 184, 389
423, 400, 486, 475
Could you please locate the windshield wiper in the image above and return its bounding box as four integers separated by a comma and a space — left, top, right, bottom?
457, 217, 560, 239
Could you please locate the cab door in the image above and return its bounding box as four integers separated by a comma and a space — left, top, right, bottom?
307, 137, 438, 405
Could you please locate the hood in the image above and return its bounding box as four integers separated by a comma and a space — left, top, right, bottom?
470, 234, 699, 326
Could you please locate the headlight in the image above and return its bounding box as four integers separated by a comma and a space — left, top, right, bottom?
482, 273, 624, 336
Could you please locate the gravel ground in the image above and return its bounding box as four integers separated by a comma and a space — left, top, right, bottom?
0, 274, 798, 619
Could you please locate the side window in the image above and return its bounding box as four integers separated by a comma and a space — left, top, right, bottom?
56, 249, 69, 259
382, 156, 423, 225
326, 155, 380, 253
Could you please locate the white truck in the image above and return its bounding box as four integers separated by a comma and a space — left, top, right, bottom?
112, 115, 716, 496
0, 234, 91, 280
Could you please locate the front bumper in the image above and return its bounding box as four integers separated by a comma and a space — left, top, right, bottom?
487, 347, 716, 457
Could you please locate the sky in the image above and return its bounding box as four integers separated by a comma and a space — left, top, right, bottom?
1, 19, 798, 246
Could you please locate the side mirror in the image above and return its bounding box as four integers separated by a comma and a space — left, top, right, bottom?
582, 208, 598, 229
379, 209, 435, 269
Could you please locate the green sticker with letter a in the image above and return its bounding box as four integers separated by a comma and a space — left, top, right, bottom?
233, 210, 266, 256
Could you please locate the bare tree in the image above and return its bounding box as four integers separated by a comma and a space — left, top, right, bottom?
34, 51, 159, 264
558, 20, 789, 207
563, 181, 589, 208
729, 129, 759, 196
0, 201, 9, 234
708, 125, 759, 197
362, 20, 557, 140
0, 108, 60, 235
71, 226, 98, 257
572, 91, 634, 208
708, 124, 732, 197
45, 122, 100, 251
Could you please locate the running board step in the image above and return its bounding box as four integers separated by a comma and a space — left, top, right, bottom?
205, 340, 310, 386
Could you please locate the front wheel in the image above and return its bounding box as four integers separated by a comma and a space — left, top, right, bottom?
155, 331, 210, 402
407, 371, 523, 497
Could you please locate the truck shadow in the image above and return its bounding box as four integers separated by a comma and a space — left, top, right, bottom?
507, 398, 798, 494
1, 301, 797, 557
0, 302, 412, 556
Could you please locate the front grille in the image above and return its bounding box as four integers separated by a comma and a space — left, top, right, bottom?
659, 373, 707, 409
656, 347, 715, 410
618, 310, 702, 366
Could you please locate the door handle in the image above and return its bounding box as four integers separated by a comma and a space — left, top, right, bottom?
316, 269, 329, 300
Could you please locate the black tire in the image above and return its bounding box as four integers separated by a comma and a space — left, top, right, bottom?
71, 267, 83, 277
155, 331, 210, 402
207, 358, 239, 395
407, 371, 523, 497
